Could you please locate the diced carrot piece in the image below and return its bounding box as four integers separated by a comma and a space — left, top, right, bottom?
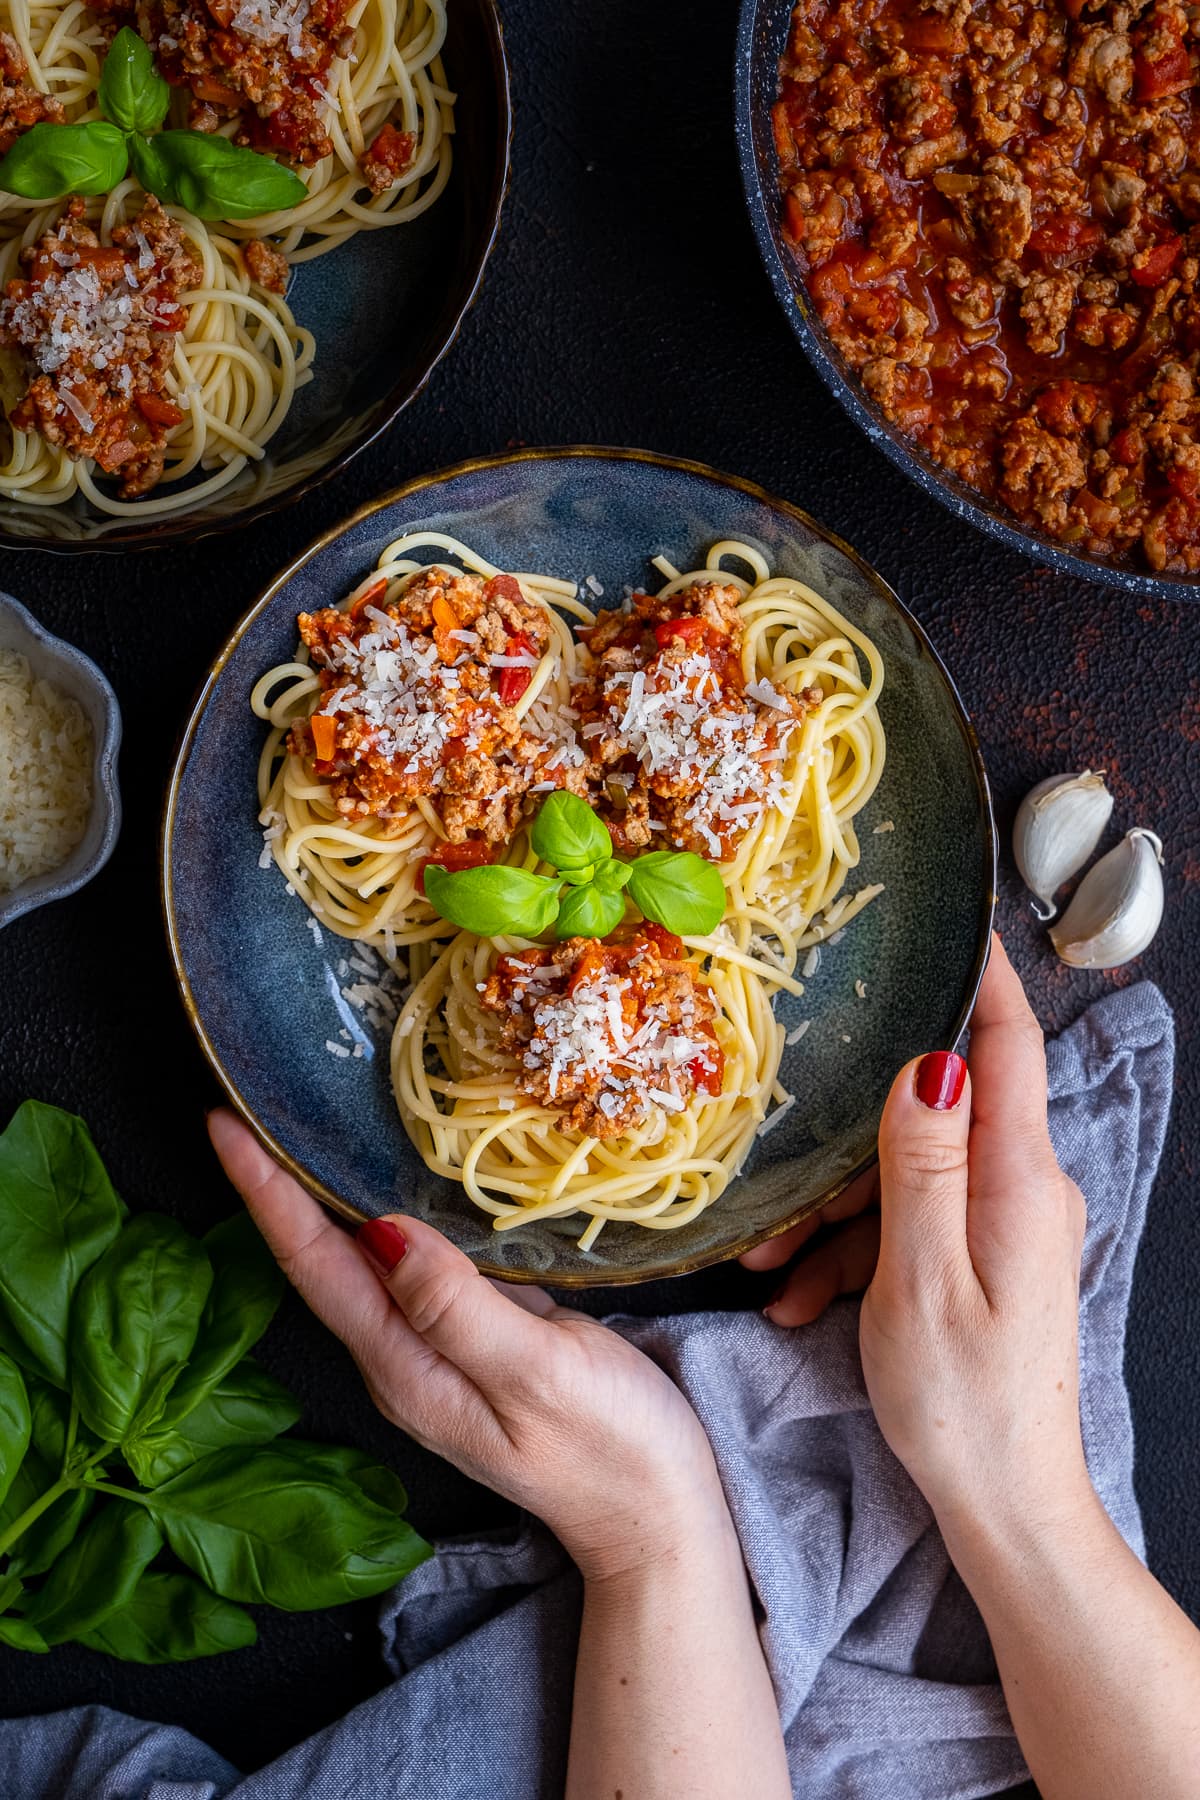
310, 713, 337, 761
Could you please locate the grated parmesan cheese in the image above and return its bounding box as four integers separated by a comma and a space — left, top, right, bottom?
0, 650, 92, 896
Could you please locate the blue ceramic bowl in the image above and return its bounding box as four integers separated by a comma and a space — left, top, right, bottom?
736, 0, 1200, 602
163, 447, 996, 1285
0, 0, 510, 553
0, 593, 121, 928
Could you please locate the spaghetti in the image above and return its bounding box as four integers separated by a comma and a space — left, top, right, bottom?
0, 0, 452, 513
252, 534, 888, 1246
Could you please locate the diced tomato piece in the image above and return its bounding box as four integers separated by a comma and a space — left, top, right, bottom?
1109, 427, 1143, 467
72, 244, 127, 279
1028, 215, 1104, 265
415, 840, 494, 895
483, 573, 525, 607
809, 257, 854, 303
154, 303, 186, 335
783, 190, 812, 247
687, 1029, 725, 1097
309, 712, 337, 762
639, 922, 686, 961
653, 615, 708, 650
1130, 237, 1181, 287
1168, 464, 1200, 502
903, 16, 966, 49
1134, 40, 1191, 101
134, 391, 184, 429
496, 631, 536, 707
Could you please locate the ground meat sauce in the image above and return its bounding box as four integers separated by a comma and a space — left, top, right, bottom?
0, 198, 198, 498
774, 0, 1200, 569
574, 581, 816, 861
242, 237, 290, 293
0, 30, 64, 152
92, 0, 352, 165
294, 566, 589, 845
480, 925, 726, 1139
359, 122, 416, 194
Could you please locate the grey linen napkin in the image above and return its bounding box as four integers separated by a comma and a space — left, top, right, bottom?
0, 981, 1174, 1800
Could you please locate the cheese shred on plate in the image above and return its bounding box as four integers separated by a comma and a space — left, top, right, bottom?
0, 650, 92, 895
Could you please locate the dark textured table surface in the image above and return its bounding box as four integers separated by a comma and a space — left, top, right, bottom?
1, 0, 1197, 1780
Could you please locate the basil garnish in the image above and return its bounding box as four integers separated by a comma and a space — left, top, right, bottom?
0, 32, 305, 219
555, 883, 625, 941
626, 850, 727, 936
421, 792, 727, 942
0, 121, 128, 199
531, 789, 612, 871
422, 863, 562, 939
99, 27, 170, 136
129, 131, 306, 220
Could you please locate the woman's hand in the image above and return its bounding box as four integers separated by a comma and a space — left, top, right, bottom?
746, 935, 1091, 1535
207, 1111, 724, 1583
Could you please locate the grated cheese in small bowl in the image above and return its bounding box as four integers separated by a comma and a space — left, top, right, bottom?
0, 649, 92, 896
0, 594, 120, 928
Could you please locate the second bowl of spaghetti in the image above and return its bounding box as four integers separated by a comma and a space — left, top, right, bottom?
163, 447, 995, 1284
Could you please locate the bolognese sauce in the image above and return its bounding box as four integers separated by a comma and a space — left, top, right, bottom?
574, 581, 816, 860
0, 198, 198, 499
92, 0, 351, 166
480, 925, 725, 1138
774, 0, 1200, 569
0, 30, 64, 152
294, 566, 588, 845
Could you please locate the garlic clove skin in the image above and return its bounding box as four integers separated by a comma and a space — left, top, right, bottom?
1013, 770, 1114, 921
1050, 829, 1165, 969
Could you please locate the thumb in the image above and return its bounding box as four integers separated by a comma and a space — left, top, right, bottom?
356, 1212, 556, 1397
875, 1050, 973, 1288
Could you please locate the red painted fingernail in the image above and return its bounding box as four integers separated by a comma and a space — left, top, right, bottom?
357, 1218, 408, 1276
914, 1051, 967, 1111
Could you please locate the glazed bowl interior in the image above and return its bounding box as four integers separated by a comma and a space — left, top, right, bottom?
0, 0, 510, 554
163, 447, 996, 1285
0, 593, 121, 928
736, 0, 1200, 602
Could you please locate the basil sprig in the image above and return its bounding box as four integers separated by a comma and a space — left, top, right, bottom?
423, 791, 728, 943
0, 1101, 431, 1663
0, 28, 305, 219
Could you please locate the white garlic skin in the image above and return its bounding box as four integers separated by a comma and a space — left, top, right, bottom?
1013, 770, 1114, 920
1050, 829, 1165, 969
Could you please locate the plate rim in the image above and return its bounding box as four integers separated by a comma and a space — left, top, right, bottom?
161, 443, 999, 1286
734, 0, 1200, 603
0, 0, 513, 557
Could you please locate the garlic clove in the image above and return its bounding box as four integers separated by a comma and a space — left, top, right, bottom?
1050, 829, 1165, 969
1013, 770, 1114, 920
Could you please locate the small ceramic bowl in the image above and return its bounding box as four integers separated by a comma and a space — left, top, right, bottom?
0, 594, 122, 929
164, 448, 996, 1286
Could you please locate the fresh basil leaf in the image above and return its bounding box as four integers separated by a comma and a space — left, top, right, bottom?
153, 1214, 285, 1433
292, 1443, 409, 1516
0, 1445, 94, 1578
23, 1501, 162, 1645
0, 121, 128, 199
0, 1353, 30, 1512
0, 1102, 127, 1389
126, 1359, 301, 1488
626, 851, 726, 935
147, 1441, 432, 1608
0, 1616, 48, 1653
592, 859, 631, 893
423, 863, 560, 939
0, 1572, 21, 1612
70, 1214, 213, 1446
554, 884, 625, 941
129, 130, 306, 220
559, 862, 595, 887
77, 1571, 256, 1663
531, 790, 612, 870
99, 27, 170, 133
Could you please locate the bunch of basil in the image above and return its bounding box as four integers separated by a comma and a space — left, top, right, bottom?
0, 1101, 430, 1663
0, 29, 305, 219
424, 791, 728, 940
